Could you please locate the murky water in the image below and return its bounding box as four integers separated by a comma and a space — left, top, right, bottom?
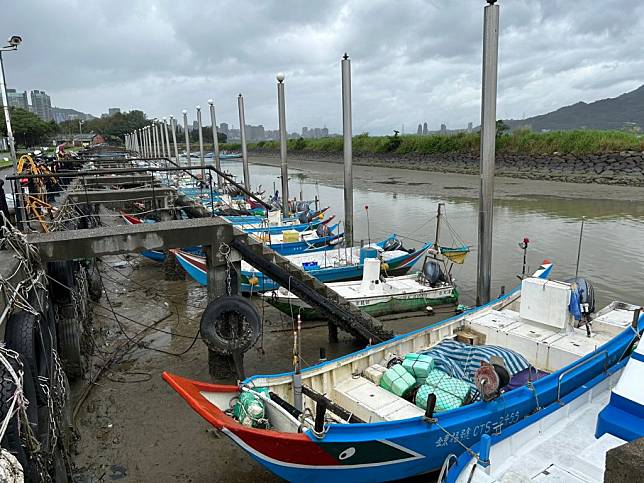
219, 157, 644, 309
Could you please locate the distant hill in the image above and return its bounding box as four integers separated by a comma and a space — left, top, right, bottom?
505, 84, 644, 132
52, 107, 95, 123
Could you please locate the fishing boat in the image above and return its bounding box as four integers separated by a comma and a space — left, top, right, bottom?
444, 336, 643, 483
261, 257, 458, 319
174, 235, 432, 292
121, 212, 343, 260
164, 264, 643, 482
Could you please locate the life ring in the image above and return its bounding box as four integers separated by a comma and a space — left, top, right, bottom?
200, 296, 262, 354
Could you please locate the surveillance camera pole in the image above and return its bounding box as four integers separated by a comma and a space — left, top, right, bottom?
0, 48, 18, 173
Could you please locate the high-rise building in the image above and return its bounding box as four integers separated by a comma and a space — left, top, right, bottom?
467, 122, 473, 133
30, 90, 53, 121
422, 122, 428, 135
417, 124, 422, 135
440, 123, 447, 134
219, 122, 229, 135
1, 89, 29, 110
108, 108, 121, 116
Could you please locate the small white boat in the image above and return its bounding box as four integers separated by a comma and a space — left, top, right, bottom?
261, 257, 458, 319
445, 333, 644, 483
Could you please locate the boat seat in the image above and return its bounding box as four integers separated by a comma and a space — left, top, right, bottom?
332, 377, 424, 423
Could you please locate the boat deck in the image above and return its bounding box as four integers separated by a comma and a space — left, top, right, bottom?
464, 368, 625, 482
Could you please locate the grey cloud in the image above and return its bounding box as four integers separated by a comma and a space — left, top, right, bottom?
1, 0, 643, 134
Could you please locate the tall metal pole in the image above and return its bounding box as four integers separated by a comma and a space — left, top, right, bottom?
161, 121, 168, 157
182, 110, 191, 167
170, 116, 179, 162
277, 73, 289, 216
157, 123, 165, 157
146, 126, 151, 157
208, 99, 222, 189
0, 51, 17, 173
476, 0, 500, 306
574, 217, 585, 278
154, 123, 160, 157
341, 53, 354, 248
196, 105, 205, 180
435, 202, 444, 248
163, 118, 171, 159
141, 127, 146, 156
237, 94, 250, 191
144, 127, 149, 157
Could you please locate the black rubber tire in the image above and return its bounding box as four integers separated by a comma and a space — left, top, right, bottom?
0, 356, 28, 473
4, 311, 54, 456
200, 296, 262, 354
47, 261, 75, 304
57, 317, 86, 380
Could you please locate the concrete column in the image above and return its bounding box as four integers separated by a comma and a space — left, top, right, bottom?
476, 1, 500, 306
237, 94, 251, 191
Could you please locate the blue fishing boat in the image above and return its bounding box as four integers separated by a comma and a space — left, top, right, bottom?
444, 336, 643, 483
121, 213, 343, 262
174, 235, 431, 292
164, 263, 643, 482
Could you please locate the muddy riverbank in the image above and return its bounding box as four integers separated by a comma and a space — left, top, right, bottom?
72, 256, 448, 482
250, 149, 644, 187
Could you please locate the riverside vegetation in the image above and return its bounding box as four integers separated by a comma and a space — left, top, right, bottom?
222, 130, 644, 186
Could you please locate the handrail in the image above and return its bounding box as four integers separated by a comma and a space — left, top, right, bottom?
557, 349, 608, 403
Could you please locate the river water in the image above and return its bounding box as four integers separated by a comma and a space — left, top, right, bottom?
219, 155, 644, 309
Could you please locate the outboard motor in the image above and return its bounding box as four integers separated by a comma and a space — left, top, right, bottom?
316, 223, 330, 238
298, 210, 310, 224
566, 277, 596, 337
382, 238, 403, 252
421, 259, 447, 286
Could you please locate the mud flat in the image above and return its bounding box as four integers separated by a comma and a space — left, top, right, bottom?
72, 256, 450, 482
250, 151, 644, 193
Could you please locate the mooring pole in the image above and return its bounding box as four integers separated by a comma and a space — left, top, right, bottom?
159, 121, 167, 158
182, 110, 191, 167
238, 94, 251, 191
293, 314, 303, 412
341, 53, 354, 248
277, 73, 289, 217
163, 118, 171, 159
476, 0, 500, 307
170, 116, 179, 162
156, 123, 162, 158
196, 105, 205, 181
208, 99, 223, 189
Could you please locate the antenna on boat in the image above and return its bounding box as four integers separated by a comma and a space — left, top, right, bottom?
365, 205, 371, 246
293, 313, 303, 412
518, 237, 529, 279
575, 217, 585, 279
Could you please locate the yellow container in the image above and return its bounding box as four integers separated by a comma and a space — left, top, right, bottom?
282, 230, 300, 243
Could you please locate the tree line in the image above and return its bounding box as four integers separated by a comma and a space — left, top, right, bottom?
1, 107, 227, 149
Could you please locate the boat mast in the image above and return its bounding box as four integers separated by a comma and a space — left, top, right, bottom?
293, 314, 303, 411
435, 202, 444, 251
476, 0, 500, 306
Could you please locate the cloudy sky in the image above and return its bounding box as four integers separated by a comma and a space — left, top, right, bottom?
2, 0, 643, 134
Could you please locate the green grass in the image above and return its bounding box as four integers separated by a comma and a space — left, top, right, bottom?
222, 130, 644, 156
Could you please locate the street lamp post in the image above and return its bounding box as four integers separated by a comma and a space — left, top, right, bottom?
170, 116, 179, 162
